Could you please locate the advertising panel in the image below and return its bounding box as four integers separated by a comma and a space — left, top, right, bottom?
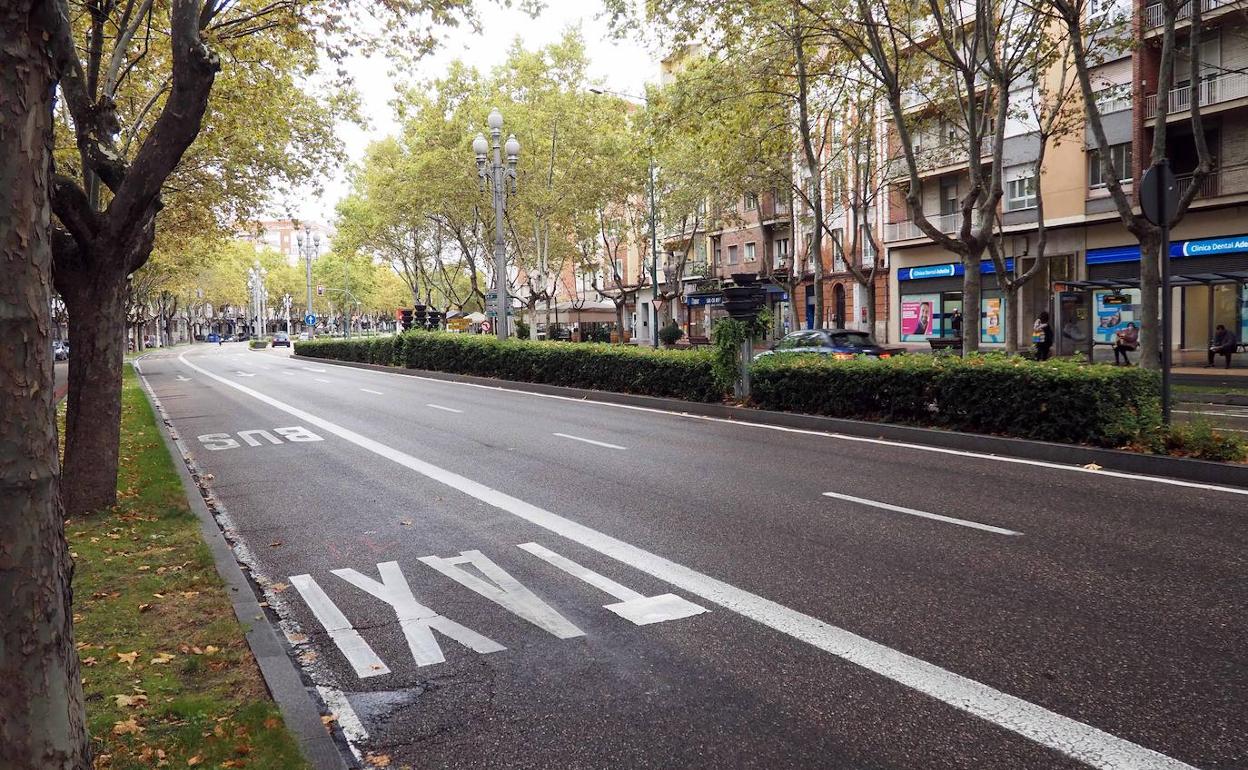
901, 294, 939, 341
981, 295, 1004, 344
1093, 289, 1140, 343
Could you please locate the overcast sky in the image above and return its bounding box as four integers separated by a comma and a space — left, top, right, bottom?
282, 1, 657, 226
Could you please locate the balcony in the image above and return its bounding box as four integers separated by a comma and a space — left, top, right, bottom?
888, 137, 994, 179
884, 211, 974, 242
1144, 71, 1248, 118
1176, 171, 1220, 199
1144, 0, 1229, 30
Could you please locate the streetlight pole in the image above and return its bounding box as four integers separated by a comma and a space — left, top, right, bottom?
475, 107, 520, 341
589, 87, 659, 347
297, 227, 321, 338
246, 261, 267, 339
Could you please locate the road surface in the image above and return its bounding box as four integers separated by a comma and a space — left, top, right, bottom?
135, 344, 1247, 769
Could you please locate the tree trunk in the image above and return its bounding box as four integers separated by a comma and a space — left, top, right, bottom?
0, 3, 90, 766
1138, 228, 1162, 370
961, 256, 982, 354
60, 268, 127, 516
1004, 283, 1019, 355
862, 279, 876, 340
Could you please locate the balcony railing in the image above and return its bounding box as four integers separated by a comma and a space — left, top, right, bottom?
884, 211, 979, 242
1176, 171, 1220, 199
1144, 71, 1248, 116
1144, 0, 1226, 29
1092, 86, 1132, 115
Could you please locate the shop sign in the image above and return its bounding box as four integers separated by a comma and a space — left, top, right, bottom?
898, 259, 1012, 281
686, 294, 723, 307
1181, 235, 1248, 257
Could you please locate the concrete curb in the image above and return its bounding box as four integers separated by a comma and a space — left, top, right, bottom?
1176, 391, 1248, 407
133, 362, 351, 770
292, 354, 1248, 490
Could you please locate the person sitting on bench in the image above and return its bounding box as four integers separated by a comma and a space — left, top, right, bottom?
1207, 324, 1239, 369
1112, 322, 1139, 366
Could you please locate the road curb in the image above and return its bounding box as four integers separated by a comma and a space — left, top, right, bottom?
292, 354, 1248, 490
1176, 391, 1248, 407
133, 362, 352, 770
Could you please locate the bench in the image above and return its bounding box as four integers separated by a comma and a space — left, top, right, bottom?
927, 337, 963, 351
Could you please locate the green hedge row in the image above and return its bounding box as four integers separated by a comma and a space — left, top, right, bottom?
750, 353, 1161, 447
295, 332, 722, 402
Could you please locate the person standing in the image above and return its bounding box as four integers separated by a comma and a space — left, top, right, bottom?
950, 309, 963, 338
1207, 324, 1239, 369
1112, 321, 1139, 365
1033, 311, 1054, 360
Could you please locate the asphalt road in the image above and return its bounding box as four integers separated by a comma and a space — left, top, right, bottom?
135, 343, 1248, 769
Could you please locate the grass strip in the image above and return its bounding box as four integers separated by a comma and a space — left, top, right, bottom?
64, 364, 309, 769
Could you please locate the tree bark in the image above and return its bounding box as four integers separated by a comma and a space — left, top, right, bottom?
59, 266, 128, 515
0, 2, 90, 766
1138, 229, 1162, 369
962, 255, 982, 353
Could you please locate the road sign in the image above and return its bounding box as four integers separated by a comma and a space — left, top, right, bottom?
485, 292, 498, 300
481, 320, 492, 333
304, 313, 317, 326
317, 285, 325, 296
1141, 162, 1178, 227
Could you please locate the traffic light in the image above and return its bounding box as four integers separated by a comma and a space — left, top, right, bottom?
722, 273, 767, 321
399, 308, 414, 331
426, 310, 444, 330
413, 304, 428, 330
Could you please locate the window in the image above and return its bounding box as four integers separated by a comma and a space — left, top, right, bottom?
713, 247, 722, 266
861, 228, 877, 263
613, 259, 623, 278
1092, 84, 1131, 115
744, 192, 758, 211
1089, 143, 1132, 188
744, 242, 757, 262
940, 179, 959, 216
1006, 168, 1037, 210
830, 228, 845, 270
775, 238, 790, 268
727, 245, 739, 264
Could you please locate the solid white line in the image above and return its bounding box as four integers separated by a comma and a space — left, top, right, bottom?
315, 378, 331, 383
360, 388, 384, 395
553, 432, 626, 450
177, 350, 1192, 769
294, 357, 1248, 497
302, 366, 327, 373
822, 492, 1022, 536
426, 403, 463, 414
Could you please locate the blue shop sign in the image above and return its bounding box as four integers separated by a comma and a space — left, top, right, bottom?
686, 294, 723, 306
898, 259, 1013, 281
1086, 234, 1248, 264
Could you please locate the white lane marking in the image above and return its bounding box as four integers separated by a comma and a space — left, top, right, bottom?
426, 403, 463, 413
316, 686, 369, 747
234, 371, 255, 377
282, 371, 294, 376
175, 375, 192, 382
418, 550, 583, 639
553, 432, 626, 450
302, 366, 327, 373
315, 378, 331, 383
177, 351, 1193, 769
331, 561, 505, 667
299, 359, 1248, 497
360, 388, 384, 395
288, 574, 390, 679
518, 542, 706, 626
822, 492, 1023, 536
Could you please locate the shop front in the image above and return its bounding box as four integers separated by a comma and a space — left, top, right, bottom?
894, 259, 1013, 346
1084, 235, 1248, 353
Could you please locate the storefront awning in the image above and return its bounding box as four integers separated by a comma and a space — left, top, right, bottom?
1062, 270, 1248, 290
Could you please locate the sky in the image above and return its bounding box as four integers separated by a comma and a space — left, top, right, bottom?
284, 0, 658, 227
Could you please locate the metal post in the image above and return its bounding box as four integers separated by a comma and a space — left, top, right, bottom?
345, 256, 351, 339
493, 135, 508, 340
1158, 183, 1173, 426
649, 156, 659, 348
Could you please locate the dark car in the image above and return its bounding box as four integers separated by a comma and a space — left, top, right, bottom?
756, 329, 904, 360
52, 340, 69, 361
271, 332, 291, 348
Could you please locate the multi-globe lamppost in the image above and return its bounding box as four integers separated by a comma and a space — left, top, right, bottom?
246, 261, 267, 338
297, 227, 321, 337
473, 108, 520, 340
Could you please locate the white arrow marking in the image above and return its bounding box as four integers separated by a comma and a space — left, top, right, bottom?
289, 574, 390, 678
175, 375, 191, 382
518, 542, 706, 626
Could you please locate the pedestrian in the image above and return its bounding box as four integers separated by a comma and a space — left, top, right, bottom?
1112, 321, 1139, 365
1032, 311, 1054, 361
950, 309, 963, 339
1206, 324, 1239, 369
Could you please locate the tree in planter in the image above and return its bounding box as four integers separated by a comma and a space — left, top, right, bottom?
1040, 0, 1214, 369
659, 319, 685, 347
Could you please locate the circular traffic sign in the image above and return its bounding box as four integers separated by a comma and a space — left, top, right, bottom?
304, 313, 317, 326
1141, 161, 1178, 227
481, 320, 492, 333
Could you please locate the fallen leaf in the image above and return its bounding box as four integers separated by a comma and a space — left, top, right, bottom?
365, 753, 392, 768
116, 651, 139, 666
152, 593, 165, 599
186, 755, 202, 766
136, 565, 151, 571
399, 519, 413, 526
150, 653, 175, 665
112, 718, 143, 736
137, 603, 152, 613
113, 694, 148, 708
180, 591, 200, 599
321, 714, 337, 726
263, 717, 281, 730
204, 645, 219, 655
82, 657, 98, 667
268, 540, 282, 548
269, 582, 289, 593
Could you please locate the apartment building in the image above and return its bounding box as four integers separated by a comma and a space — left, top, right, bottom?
882, 0, 1248, 354
243, 219, 334, 265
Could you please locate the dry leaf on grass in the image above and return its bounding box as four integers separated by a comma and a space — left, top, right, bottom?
186, 755, 202, 766
150, 652, 175, 665
113, 694, 148, 707
112, 718, 143, 736
116, 651, 139, 666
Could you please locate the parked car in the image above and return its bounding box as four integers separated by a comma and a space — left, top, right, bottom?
271, 332, 291, 348
755, 329, 904, 360
52, 340, 69, 361
207, 333, 221, 343
235, 332, 250, 342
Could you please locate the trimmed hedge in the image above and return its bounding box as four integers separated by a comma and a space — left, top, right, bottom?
750, 353, 1162, 447
296, 332, 723, 402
